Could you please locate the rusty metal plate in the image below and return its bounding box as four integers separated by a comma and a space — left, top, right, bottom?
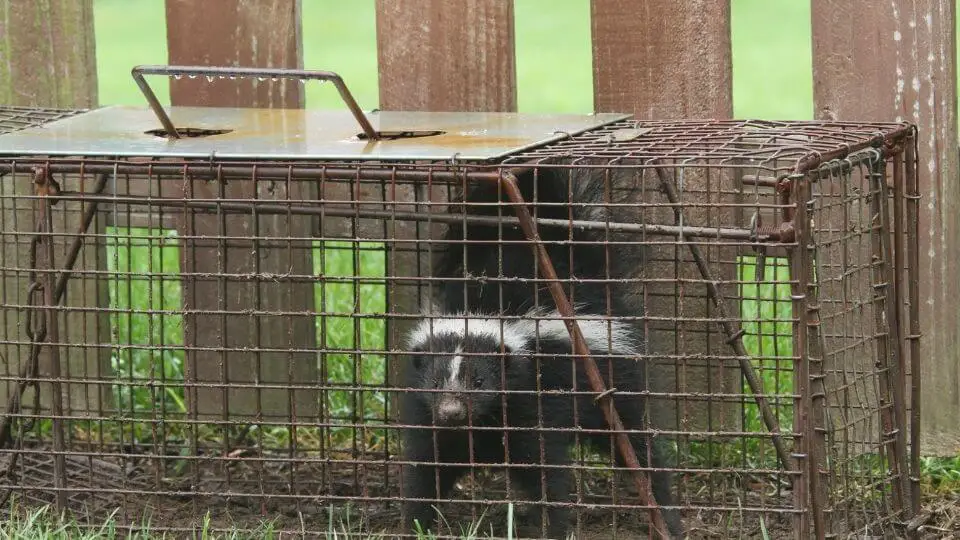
0, 106, 630, 162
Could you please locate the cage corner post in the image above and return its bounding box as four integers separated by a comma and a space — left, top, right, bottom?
164, 0, 319, 424
902, 134, 924, 535
787, 172, 826, 540
869, 154, 912, 525
0, 0, 109, 426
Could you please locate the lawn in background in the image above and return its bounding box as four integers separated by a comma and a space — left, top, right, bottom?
92, 0, 815, 118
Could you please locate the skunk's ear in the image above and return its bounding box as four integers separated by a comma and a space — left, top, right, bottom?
411, 353, 425, 371
407, 342, 427, 370
419, 299, 442, 316
501, 344, 530, 373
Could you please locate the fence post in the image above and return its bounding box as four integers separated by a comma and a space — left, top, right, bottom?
0, 1, 109, 418
162, 0, 318, 422
0, 0, 98, 108
375, 0, 516, 113
811, 0, 959, 458
374, 0, 517, 423
812, 2, 958, 534
590, 0, 741, 449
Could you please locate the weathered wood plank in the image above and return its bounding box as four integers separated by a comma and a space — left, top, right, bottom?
591, 0, 732, 119
0, 0, 98, 108
0, 1, 108, 417
165, 0, 303, 108
165, 0, 318, 421
590, 8, 743, 526
375, 0, 516, 111
811, 0, 959, 456
591, 0, 740, 429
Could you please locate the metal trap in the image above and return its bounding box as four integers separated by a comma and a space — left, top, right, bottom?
0, 66, 921, 539
1, 447, 148, 518
0, 66, 627, 161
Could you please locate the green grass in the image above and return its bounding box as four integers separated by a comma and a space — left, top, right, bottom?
0, 505, 280, 540
315, 240, 388, 446
100, 230, 389, 450
922, 454, 960, 494
730, 0, 814, 120
91, 0, 816, 119
680, 256, 795, 474
105, 227, 184, 430
738, 256, 795, 463
1, 501, 513, 539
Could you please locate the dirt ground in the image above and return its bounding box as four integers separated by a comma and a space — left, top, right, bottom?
2, 445, 958, 538
913, 492, 960, 539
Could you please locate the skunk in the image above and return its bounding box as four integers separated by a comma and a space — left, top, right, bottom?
399, 167, 682, 538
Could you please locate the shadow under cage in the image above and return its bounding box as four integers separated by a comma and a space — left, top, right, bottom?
0, 67, 920, 539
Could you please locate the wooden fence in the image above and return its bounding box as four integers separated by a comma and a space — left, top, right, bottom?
0, 0, 957, 455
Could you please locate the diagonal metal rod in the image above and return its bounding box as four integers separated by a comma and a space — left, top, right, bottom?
53, 175, 110, 301
653, 164, 792, 469
0, 173, 108, 447
33, 171, 68, 511
498, 171, 673, 539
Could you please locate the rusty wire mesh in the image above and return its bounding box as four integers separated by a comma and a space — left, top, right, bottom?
0, 106, 87, 135
0, 110, 919, 539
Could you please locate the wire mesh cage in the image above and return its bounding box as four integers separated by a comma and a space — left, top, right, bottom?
0, 67, 920, 539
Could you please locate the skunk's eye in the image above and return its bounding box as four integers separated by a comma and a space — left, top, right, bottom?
473, 376, 484, 387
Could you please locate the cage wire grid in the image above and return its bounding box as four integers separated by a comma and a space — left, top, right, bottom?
0, 106, 88, 136
0, 107, 920, 539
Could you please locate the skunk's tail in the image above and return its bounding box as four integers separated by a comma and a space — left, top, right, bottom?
432, 166, 649, 318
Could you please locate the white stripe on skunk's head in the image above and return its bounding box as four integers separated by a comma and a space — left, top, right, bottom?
406, 314, 529, 355
406, 306, 642, 359
404, 308, 643, 425
405, 317, 525, 426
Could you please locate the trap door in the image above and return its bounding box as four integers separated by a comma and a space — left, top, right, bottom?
0, 106, 630, 162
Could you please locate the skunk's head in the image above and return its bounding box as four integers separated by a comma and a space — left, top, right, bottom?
405, 316, 529, 426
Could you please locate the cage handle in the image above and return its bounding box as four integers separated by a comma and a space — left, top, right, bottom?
131, 65, 378, 140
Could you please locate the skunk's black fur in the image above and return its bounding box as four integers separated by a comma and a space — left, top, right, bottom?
399, 168, 681, 539
433, 167, 639, 317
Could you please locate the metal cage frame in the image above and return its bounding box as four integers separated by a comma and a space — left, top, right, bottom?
0, 73, 921, 539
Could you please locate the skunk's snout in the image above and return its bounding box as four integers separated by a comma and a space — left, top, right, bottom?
435, 395, 467, 425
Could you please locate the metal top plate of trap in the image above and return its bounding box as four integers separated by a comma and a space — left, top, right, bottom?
0, 106, 630, 162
